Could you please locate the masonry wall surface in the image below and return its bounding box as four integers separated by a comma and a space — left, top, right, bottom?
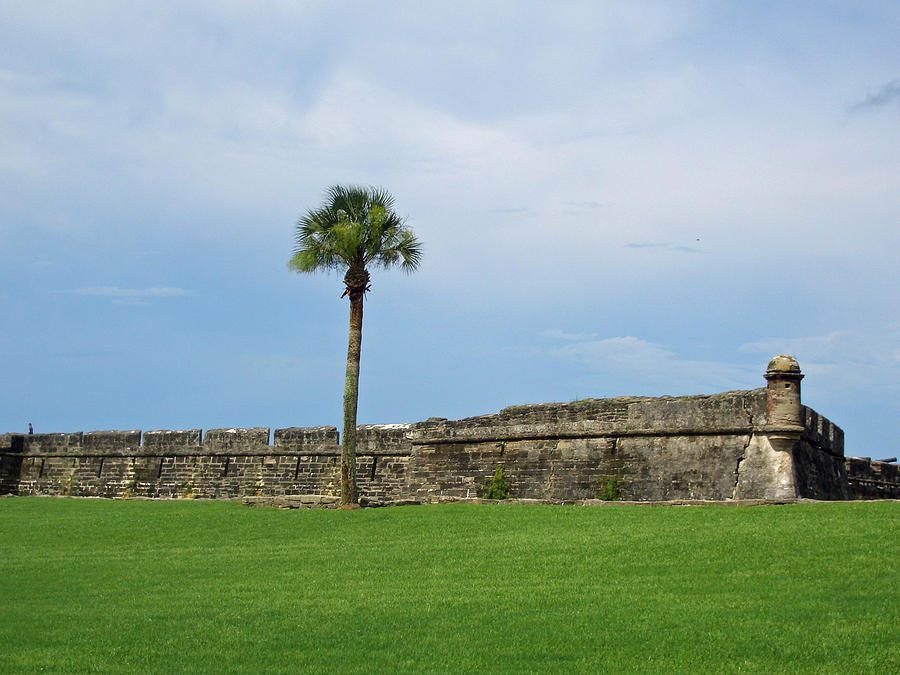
402, 390, 767, 502
3, 382, 889, 503
793, 407, 849, 499
845, 457, 900, 499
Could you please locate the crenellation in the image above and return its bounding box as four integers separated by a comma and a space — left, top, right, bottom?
801, 407, 844, 458
83, 430, 141, 453
833, 425, 844, 455
143, 429, 202, 451
204, 427, 270, 452
274, 426, 339, 454
22, 432, 83, 454
845, 457, 900, 499
356, 424, 413, 456
0, 434, 19, 452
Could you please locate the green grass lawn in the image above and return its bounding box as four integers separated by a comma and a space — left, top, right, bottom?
1, 498, 897, 673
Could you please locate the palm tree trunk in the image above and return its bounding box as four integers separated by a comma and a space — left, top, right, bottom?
340, 291, 363, 507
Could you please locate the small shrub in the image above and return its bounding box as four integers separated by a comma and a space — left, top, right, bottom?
483, 465, 511, 500
597, 474, 623, 501
181, 480, 196, 499
122, 478, 137, 499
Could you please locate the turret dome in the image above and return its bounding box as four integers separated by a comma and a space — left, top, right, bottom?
766, 354, 801, 374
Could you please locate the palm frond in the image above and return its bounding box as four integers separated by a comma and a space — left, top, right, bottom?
289, 184, 422, 279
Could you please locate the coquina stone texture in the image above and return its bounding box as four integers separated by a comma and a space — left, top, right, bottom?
1, 357, 897, 503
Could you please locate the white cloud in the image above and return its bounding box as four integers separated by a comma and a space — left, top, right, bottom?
740, 329, 900, 368
740, 331, 856, 363
0, 0, 898, 455
540, 329, 598, 341
739, 328, 900, 397
550, 336, 755, 394
3, 3, 897, 281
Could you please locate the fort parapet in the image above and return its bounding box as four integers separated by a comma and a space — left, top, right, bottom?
1, 356, 897, 503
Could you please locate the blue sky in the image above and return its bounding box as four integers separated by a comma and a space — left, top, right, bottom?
2, 1, 898, 457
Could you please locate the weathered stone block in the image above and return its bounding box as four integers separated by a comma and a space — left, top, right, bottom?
22, 433, 83, 454
273, 426, 339, 454
356, 425, 413, 456
205, 428, 269, 452
143, 429, 202, 451
626, 390, 764, 432
83, 430, 141, 452
733, 434, 795, 501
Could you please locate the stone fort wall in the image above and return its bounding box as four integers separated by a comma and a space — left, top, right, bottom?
1, 357, 897, 503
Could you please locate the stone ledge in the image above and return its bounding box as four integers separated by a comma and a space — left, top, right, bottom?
6, 494, 895, 507
239, 495, 805, 509
242, 495, 341, 509
410, 426, 759, 445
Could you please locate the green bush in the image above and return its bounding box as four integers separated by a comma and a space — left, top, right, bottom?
483, 465, 511, 500
597, 474, 623, 501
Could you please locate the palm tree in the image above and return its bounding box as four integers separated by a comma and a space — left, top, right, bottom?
289, 185, 422, 507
